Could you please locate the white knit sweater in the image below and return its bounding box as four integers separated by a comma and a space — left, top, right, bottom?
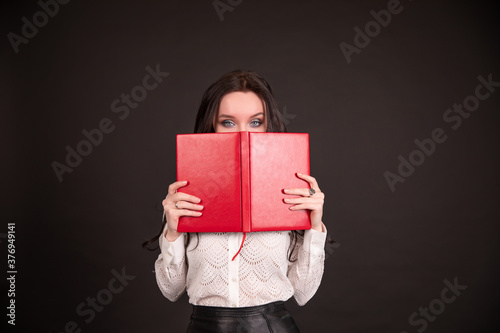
155, 224, 327, 307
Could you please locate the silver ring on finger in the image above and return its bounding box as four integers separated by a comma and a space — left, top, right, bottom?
309, 188, 316, 196
175, 201, 180, 209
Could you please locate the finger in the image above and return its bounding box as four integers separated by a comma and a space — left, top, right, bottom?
283, 188, 312, 197
173, 201, 204, 211
283, 197, 323, 204
295, 173, 321, 192
168, 180, 189, 196
176, 209, 202, 217
288, 202, 323, 211
170, 192, 202, 204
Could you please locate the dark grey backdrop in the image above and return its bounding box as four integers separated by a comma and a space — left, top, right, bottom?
2, 0, 500, 332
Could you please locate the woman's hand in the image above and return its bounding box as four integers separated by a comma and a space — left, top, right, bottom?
283, 173, 325, 232
162, 180, 204, 242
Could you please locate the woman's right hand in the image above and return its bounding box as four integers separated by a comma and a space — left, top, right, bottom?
162, 180, 203, 242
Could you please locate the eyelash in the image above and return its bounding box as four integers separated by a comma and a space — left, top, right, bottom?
221, 119, 263, 127
221, 120, 234, 127
250, 119, 263, 127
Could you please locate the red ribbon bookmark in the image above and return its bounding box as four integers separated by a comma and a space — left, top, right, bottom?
231, 232, 246, 261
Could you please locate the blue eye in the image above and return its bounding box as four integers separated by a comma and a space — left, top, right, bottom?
250, 119, 262, 127
222, 120, 235, 127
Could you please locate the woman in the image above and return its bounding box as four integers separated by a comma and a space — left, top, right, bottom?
144, 70, 328, 332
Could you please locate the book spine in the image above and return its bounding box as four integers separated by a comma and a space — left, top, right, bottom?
240, 131, 251, 232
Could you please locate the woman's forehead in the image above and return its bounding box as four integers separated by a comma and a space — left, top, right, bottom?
218, 91, 265, 117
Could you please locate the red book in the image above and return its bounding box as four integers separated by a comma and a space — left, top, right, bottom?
176, 131, 311, 233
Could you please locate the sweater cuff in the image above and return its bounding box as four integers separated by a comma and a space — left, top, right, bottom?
159, 224, 185, 265
303, 225, 328, 256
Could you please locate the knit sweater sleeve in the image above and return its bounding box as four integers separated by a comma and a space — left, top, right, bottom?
154, 222, 188, 302
287, 225, 327, 306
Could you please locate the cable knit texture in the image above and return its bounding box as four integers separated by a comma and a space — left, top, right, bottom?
155, 225, 327, 307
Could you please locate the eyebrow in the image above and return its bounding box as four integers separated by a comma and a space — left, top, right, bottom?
218, 112, 264, 119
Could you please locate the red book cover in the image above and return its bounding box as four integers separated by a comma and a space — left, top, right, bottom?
176, 132, 311, 233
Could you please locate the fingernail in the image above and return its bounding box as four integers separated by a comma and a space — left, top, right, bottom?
197, 212, 202, 215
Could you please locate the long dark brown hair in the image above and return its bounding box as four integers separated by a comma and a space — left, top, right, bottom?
194, 70, 287, 133
142, 70, 304, 260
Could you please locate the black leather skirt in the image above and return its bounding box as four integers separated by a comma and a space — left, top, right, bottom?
186, 301, 301, 333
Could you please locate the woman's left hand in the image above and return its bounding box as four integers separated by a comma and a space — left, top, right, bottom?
283, 173, 325, 232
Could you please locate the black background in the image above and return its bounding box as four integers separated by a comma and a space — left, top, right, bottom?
2, 0, 500, 332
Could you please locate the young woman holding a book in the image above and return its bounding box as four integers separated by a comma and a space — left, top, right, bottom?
143, 70, 329, 332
